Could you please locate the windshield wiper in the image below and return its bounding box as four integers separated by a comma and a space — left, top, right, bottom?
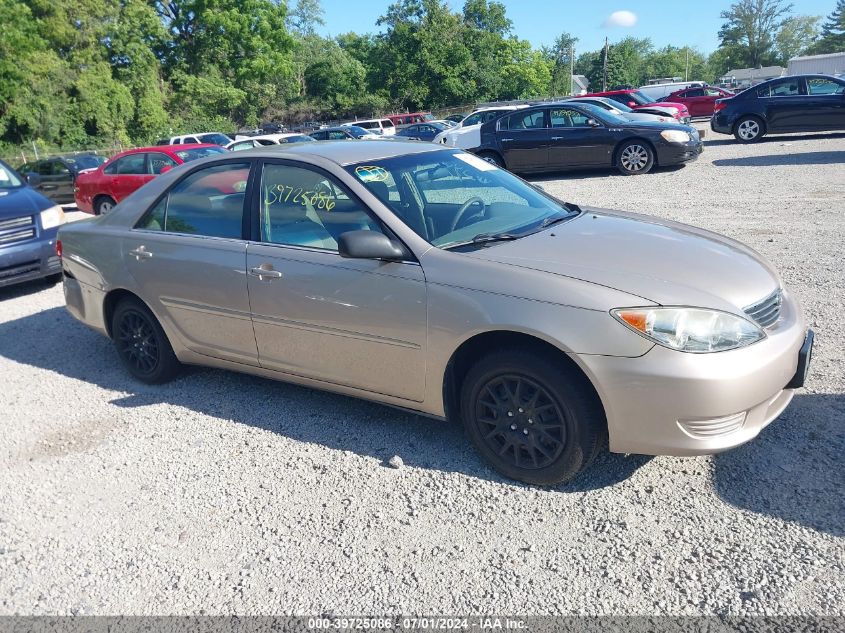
441, 232, 520, 250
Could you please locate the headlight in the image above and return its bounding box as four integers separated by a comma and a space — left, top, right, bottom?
40, 205, 66, 230
660, 130, 691, 143
611, 307, 765, 353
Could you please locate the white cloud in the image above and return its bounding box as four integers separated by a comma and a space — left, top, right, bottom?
603, 10, 638, 28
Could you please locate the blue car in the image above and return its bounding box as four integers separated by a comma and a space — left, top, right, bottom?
0, 159, 65, 288
395, 121, 450, 141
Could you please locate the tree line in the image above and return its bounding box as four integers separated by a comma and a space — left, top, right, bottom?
1, 0, 843, 157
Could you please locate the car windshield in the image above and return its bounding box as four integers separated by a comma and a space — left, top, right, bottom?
630, 91, 656, 104
197, 133, 232, 146
0, 163, 24, 189
346, 150, 578, 249
605, 100, 632, 112
66, 155, 106, 170
174, 146, 228, 162
346, 126, 371, 138
279, 135, 314, 143
578, 103, 627, 125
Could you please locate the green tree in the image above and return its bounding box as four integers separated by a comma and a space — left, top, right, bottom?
775, 15, 821, 62
718, 0, 793, 68
543, 32, 579, 96
287, 0, 326, 37
498, 38, 551, 99
808, 0, 845, 53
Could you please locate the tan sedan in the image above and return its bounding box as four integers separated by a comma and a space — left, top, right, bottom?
58, 141, 813, 484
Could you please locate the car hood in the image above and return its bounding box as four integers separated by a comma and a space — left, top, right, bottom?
464, 208, 780, 312
0, 186, 54, 218
649, 100, 690, 115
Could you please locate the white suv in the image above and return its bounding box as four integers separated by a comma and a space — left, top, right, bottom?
433, 106, 528, 150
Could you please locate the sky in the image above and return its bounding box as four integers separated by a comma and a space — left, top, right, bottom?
317, 0, 835, 55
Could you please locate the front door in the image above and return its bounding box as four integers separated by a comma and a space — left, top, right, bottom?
246, 160, 427, 402
804, 76, 845, 130
110, 153, 155, 202
125, 160, 259, 366
548, 107, 612, 168
498, 109, 549, 172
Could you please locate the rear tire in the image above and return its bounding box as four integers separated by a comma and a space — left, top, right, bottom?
460, 349, 606, 485
616, 140, 655, 175
111, 297, 181, 384
733, 116, 765, 143
94, 196, 116, 216
477, 151, 505, 168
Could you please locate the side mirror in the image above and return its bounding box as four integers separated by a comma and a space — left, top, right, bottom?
27, 173, 42, 186
586, 118, 601, 127
159, 165, 173, 174
338, 230, 406, 261
628, 101, 637, 108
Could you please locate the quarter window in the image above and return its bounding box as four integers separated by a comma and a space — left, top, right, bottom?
137, 162, 249, 238
259, 163, 382, 251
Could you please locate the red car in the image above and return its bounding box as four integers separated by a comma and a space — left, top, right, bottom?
74, 144, 227, 215
666, 85, 734, 117
577, 89, 692, 124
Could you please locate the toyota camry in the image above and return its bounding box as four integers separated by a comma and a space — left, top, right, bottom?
58, 142, 812, 485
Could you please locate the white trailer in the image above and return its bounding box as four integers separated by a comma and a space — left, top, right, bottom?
788, 52, 845, 76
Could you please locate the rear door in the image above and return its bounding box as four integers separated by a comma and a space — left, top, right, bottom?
51, 161, 75, 203
126, 160, 258, 365
548, 107, 612, 168
245, 159, 427, 401
804, 76, 845, 130
498, 109, 550, 171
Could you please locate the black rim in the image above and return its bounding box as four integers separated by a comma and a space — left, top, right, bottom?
117, 309, 159, 374
474, 374, 567, 470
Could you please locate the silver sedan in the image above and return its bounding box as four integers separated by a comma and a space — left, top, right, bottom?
58, 142, 812, 484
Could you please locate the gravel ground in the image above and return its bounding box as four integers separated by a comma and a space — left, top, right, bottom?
1, 130, 843, 616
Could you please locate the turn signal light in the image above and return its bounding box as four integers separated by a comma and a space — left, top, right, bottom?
55, 239, 62, 258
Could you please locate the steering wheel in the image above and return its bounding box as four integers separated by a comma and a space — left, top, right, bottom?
449, 197, 486, 232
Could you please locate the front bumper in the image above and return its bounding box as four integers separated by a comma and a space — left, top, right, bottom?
0, 229, 61, 288
657, 140, 703, 166
576, 291, 807, 456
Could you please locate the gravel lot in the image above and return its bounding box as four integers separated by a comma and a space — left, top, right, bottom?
1, 130, 843, 617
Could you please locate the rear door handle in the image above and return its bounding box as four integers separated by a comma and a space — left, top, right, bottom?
249, 265, 283, 280
501, 138, 514, 142
129, 247, 153, 260
551, 136, 565, 140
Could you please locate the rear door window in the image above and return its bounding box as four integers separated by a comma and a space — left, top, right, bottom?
761, 80, 802, 97
501, 110, 546, 130
114, 154, 147, 175
138, 162, 250, 238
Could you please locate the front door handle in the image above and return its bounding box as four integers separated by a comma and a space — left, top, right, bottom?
501, 138, 514, 142
551, 136, 565, 140
129, 247, 153, 260
249, 264, 283, 280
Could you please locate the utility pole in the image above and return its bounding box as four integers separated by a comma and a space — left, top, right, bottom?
602, 37, 609, 92
685, 48, 690, 81
570, 44, 575, 96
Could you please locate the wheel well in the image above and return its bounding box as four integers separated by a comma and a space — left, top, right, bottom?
92, 194, 115, 208
442, 330, 604, 422
614, 137, 658, 166
102, 288, 143, 338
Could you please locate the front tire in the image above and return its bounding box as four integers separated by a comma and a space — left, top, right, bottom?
616, 140, 655, 175
111, 297, 181, 384
734, 116, 765, 143
94, 196, 116, 216
460, 349, 606, 485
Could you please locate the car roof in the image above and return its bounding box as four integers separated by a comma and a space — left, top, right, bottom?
228, 139, 448, 166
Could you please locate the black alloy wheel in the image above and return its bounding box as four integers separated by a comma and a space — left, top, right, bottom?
111, 298, 181, 383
